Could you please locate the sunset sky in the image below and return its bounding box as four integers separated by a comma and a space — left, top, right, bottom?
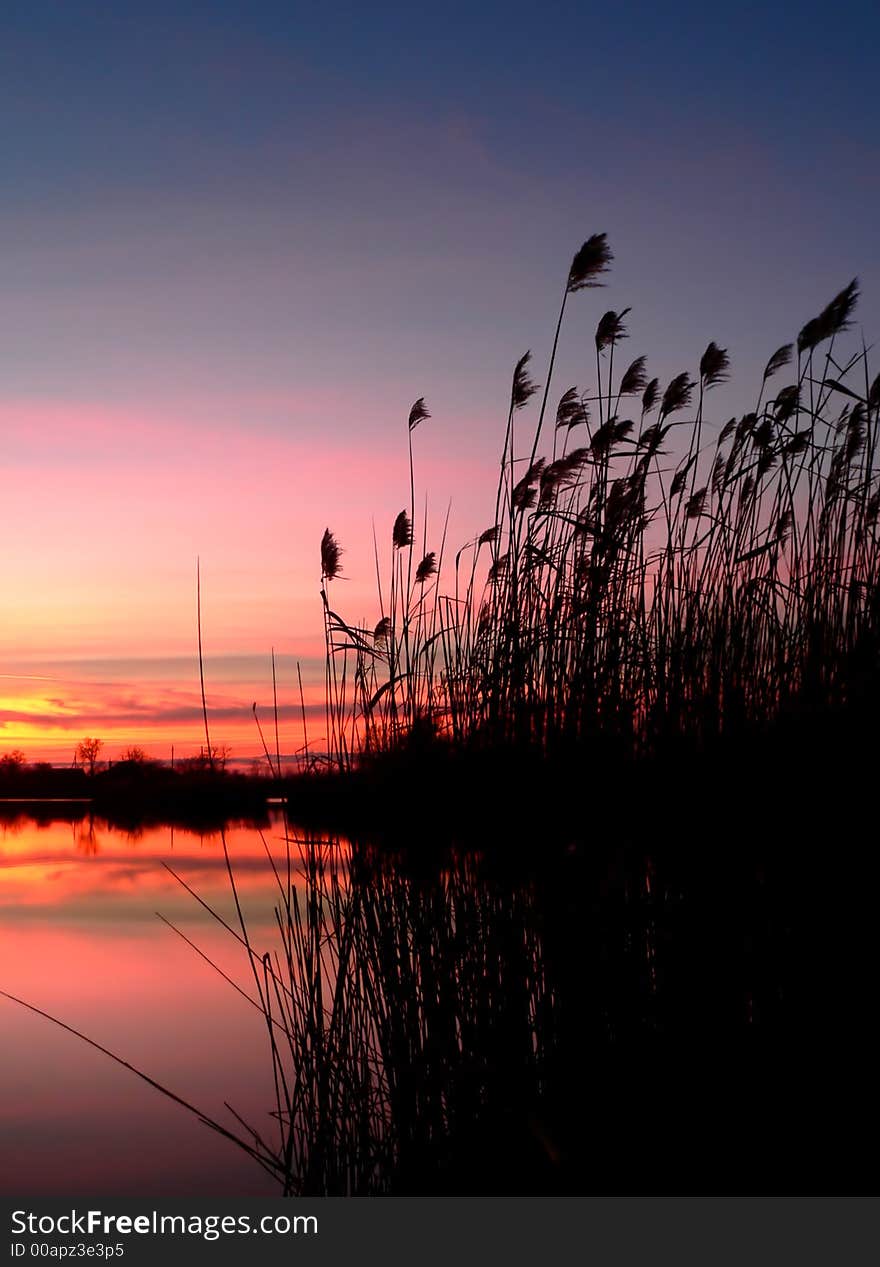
2, 0, 878, 760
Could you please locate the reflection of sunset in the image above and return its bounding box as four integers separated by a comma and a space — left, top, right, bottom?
0, 816, 336, 917
0, 0, 876, 1210
2, 918, 277, 1197
0, 814, 336, 1196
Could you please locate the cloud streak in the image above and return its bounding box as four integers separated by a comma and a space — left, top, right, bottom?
0, 665, 326, 758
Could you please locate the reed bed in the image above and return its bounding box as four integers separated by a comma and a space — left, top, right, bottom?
168, 827, 561, 1195
134, 813, 816, 1195
6, 234, 878, 1199
318, 234, 880, 768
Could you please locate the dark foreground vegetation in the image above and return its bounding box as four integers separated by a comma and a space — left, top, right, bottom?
117, 736, 876, 1198
7, 766, 876, 1196
314, 234, 879, 791
192, 233, 876, 1195
4, 233, 878, 1197
0, 759, 272, 831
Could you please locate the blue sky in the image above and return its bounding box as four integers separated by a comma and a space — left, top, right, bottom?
3, 2, 878, 419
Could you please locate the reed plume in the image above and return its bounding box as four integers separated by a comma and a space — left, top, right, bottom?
567, 233, 613, 291
320, 529, 342, 581
619, 356, 648, 397
415, 552, 438, 584
763, 344, 793, 382
641, 378, 660, 415
408, 397, 431, 432
314, 233, 880, 772
511, 352, 539, 411
797, 279, 859, 354
659, 372, 695, 420
392, 510, 413, 549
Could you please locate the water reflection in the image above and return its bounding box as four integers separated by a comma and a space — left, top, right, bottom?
208, 828, 806, 1195
1, 813, 874, 1195
0, 814, 286, 1197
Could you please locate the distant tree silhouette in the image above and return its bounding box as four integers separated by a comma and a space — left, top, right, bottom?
76, 737, 104, 776
177, 744, 231, 773
120, 745, 149, 763
204, 743, 231, 771
0, 749, 27, 772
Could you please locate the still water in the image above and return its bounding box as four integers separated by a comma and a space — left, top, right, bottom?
2, 807, 870, 1195
1, 810, 578, 1196
1, 813, 285, 1196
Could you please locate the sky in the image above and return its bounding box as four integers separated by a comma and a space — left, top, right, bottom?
1, 0, 878, 760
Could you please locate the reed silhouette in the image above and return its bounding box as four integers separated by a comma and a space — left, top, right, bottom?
4, 232, 878, 1198
315, 233, 879, 777
27, 798, 863, 1197
7, 729, 876, 1196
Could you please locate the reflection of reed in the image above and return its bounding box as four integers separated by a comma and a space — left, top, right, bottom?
220, 831, 562, 1194
3, 825, 567, 1193
5, 808, 875, 1194
214, 814, 880, 1196
207, 825, 782, 1195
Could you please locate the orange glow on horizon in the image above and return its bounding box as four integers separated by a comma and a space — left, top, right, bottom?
0, 665, 332, 764
0, 394, 497, 761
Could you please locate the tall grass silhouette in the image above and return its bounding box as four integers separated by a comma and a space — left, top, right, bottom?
5, 233, 879, 1200
1, 825, 566, 1195
318, 234, 879, 768
216, 831, 559, 1195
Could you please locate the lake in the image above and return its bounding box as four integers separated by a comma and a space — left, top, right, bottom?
1, 812, 284, 1197
1, 809, 597, 1196
2, 806, 876, 1196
